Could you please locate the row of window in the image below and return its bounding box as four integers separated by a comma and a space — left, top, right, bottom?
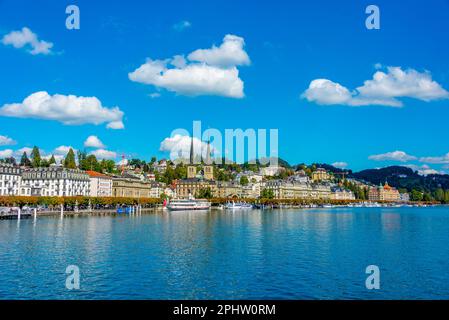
0, 167, 21, 175
0, 175, 20, 180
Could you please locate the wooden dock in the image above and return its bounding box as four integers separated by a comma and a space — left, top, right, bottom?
0, 211, 32, 220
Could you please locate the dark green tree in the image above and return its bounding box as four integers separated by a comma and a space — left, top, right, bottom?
410, 189, 423, 201
40, 159, 50, 167
48, 155, 56, 165
434, 188, 445, 202
20, 152, 32, 167
30, 146, 41, 167
240, 175, 249, 186
445, 190, 449, 203
100, 159, 116, 173
261, 189, 275, 199
64, 148, 77, 169
1, 157, 16, 165
196, 187, 213, 199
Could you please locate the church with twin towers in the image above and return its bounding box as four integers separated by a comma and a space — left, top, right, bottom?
187, 137, 214, 181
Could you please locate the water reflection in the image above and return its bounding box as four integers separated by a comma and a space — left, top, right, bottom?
1, 206, 449, 299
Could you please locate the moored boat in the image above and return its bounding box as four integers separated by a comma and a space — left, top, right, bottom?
224, 201, 253, 210
166, 195, 211, 211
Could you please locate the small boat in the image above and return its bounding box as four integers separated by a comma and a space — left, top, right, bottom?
224, 201, 253, 210
166, 195, 211, 211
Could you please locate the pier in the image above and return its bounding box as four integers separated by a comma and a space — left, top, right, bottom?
0, 209, 32, 220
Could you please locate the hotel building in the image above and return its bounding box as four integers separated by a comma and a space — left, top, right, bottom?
0, 163, 22, 196
330, 187, 356, 200
20, 166, 90, 197
264, 180, 331, 200
368, 182, 401, 202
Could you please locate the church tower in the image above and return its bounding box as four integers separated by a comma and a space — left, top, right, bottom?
203, 140, 214, 180
187, 137, 196, 179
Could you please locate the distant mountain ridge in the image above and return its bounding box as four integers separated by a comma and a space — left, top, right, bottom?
351, 166, 449, 193
285, 162, 449, 193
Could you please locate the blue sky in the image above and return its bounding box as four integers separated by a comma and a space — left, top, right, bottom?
0, 0, 448, 173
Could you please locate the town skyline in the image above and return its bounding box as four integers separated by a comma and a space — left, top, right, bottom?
1, 0, 449, 174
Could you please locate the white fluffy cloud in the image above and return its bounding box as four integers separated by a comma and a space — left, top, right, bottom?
160, 134, 215, 162
15, 147, 33, 156
0, 135, 16, 146
419, 152, 449, 164
42, 154, 64, 164
90, 149, 117, 160
129, 34, 249, 98
302, 66, 449, 107
53, 145, 75, 155
302, 79, 353, 105
2, 27, 53, 55
404, 164, 445, 176
368, 151, 417, 162
0, 149, 14, 158
187, 34, 250, 68
332, 162, 348, 168
0, 91, 124, 129
84, 135, 105, 149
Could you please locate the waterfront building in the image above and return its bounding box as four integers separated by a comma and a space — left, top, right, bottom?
264, 180, 331, 200
240, 183, 262, 199
112, 176, 152, 198
0, 163, 22, 196
216, 181, 242, 198
163, 187, 175, 198
311, 168, 331, 182
330, 187, 355, 200
86, 171, 113, 197
149, 181, 165, 198
368, 182, 401, 202
175, 178, 217, 198
20, 165, 90, 197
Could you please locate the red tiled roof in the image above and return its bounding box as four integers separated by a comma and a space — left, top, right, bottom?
86, 170, 111, 179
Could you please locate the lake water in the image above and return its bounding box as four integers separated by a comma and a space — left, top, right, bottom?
1, 207, 449, 299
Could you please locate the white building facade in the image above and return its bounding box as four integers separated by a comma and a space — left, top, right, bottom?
0, 163, 22, 196
330, 187, 356, 200
86, 171, 113, 197
264, 180, 331, 200
21, 166, 90, 197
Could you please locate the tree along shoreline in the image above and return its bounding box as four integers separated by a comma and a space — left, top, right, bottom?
0, 196, 440, 209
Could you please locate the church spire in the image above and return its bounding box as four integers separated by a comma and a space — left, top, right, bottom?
189, 136, 194, 164
205, 139, 211, 164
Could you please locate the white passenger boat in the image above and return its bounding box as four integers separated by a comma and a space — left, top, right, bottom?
166, 195, 211, 211
224, 201, 253, 210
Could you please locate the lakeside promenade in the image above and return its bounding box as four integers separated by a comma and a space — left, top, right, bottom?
1, 198, 441, 220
